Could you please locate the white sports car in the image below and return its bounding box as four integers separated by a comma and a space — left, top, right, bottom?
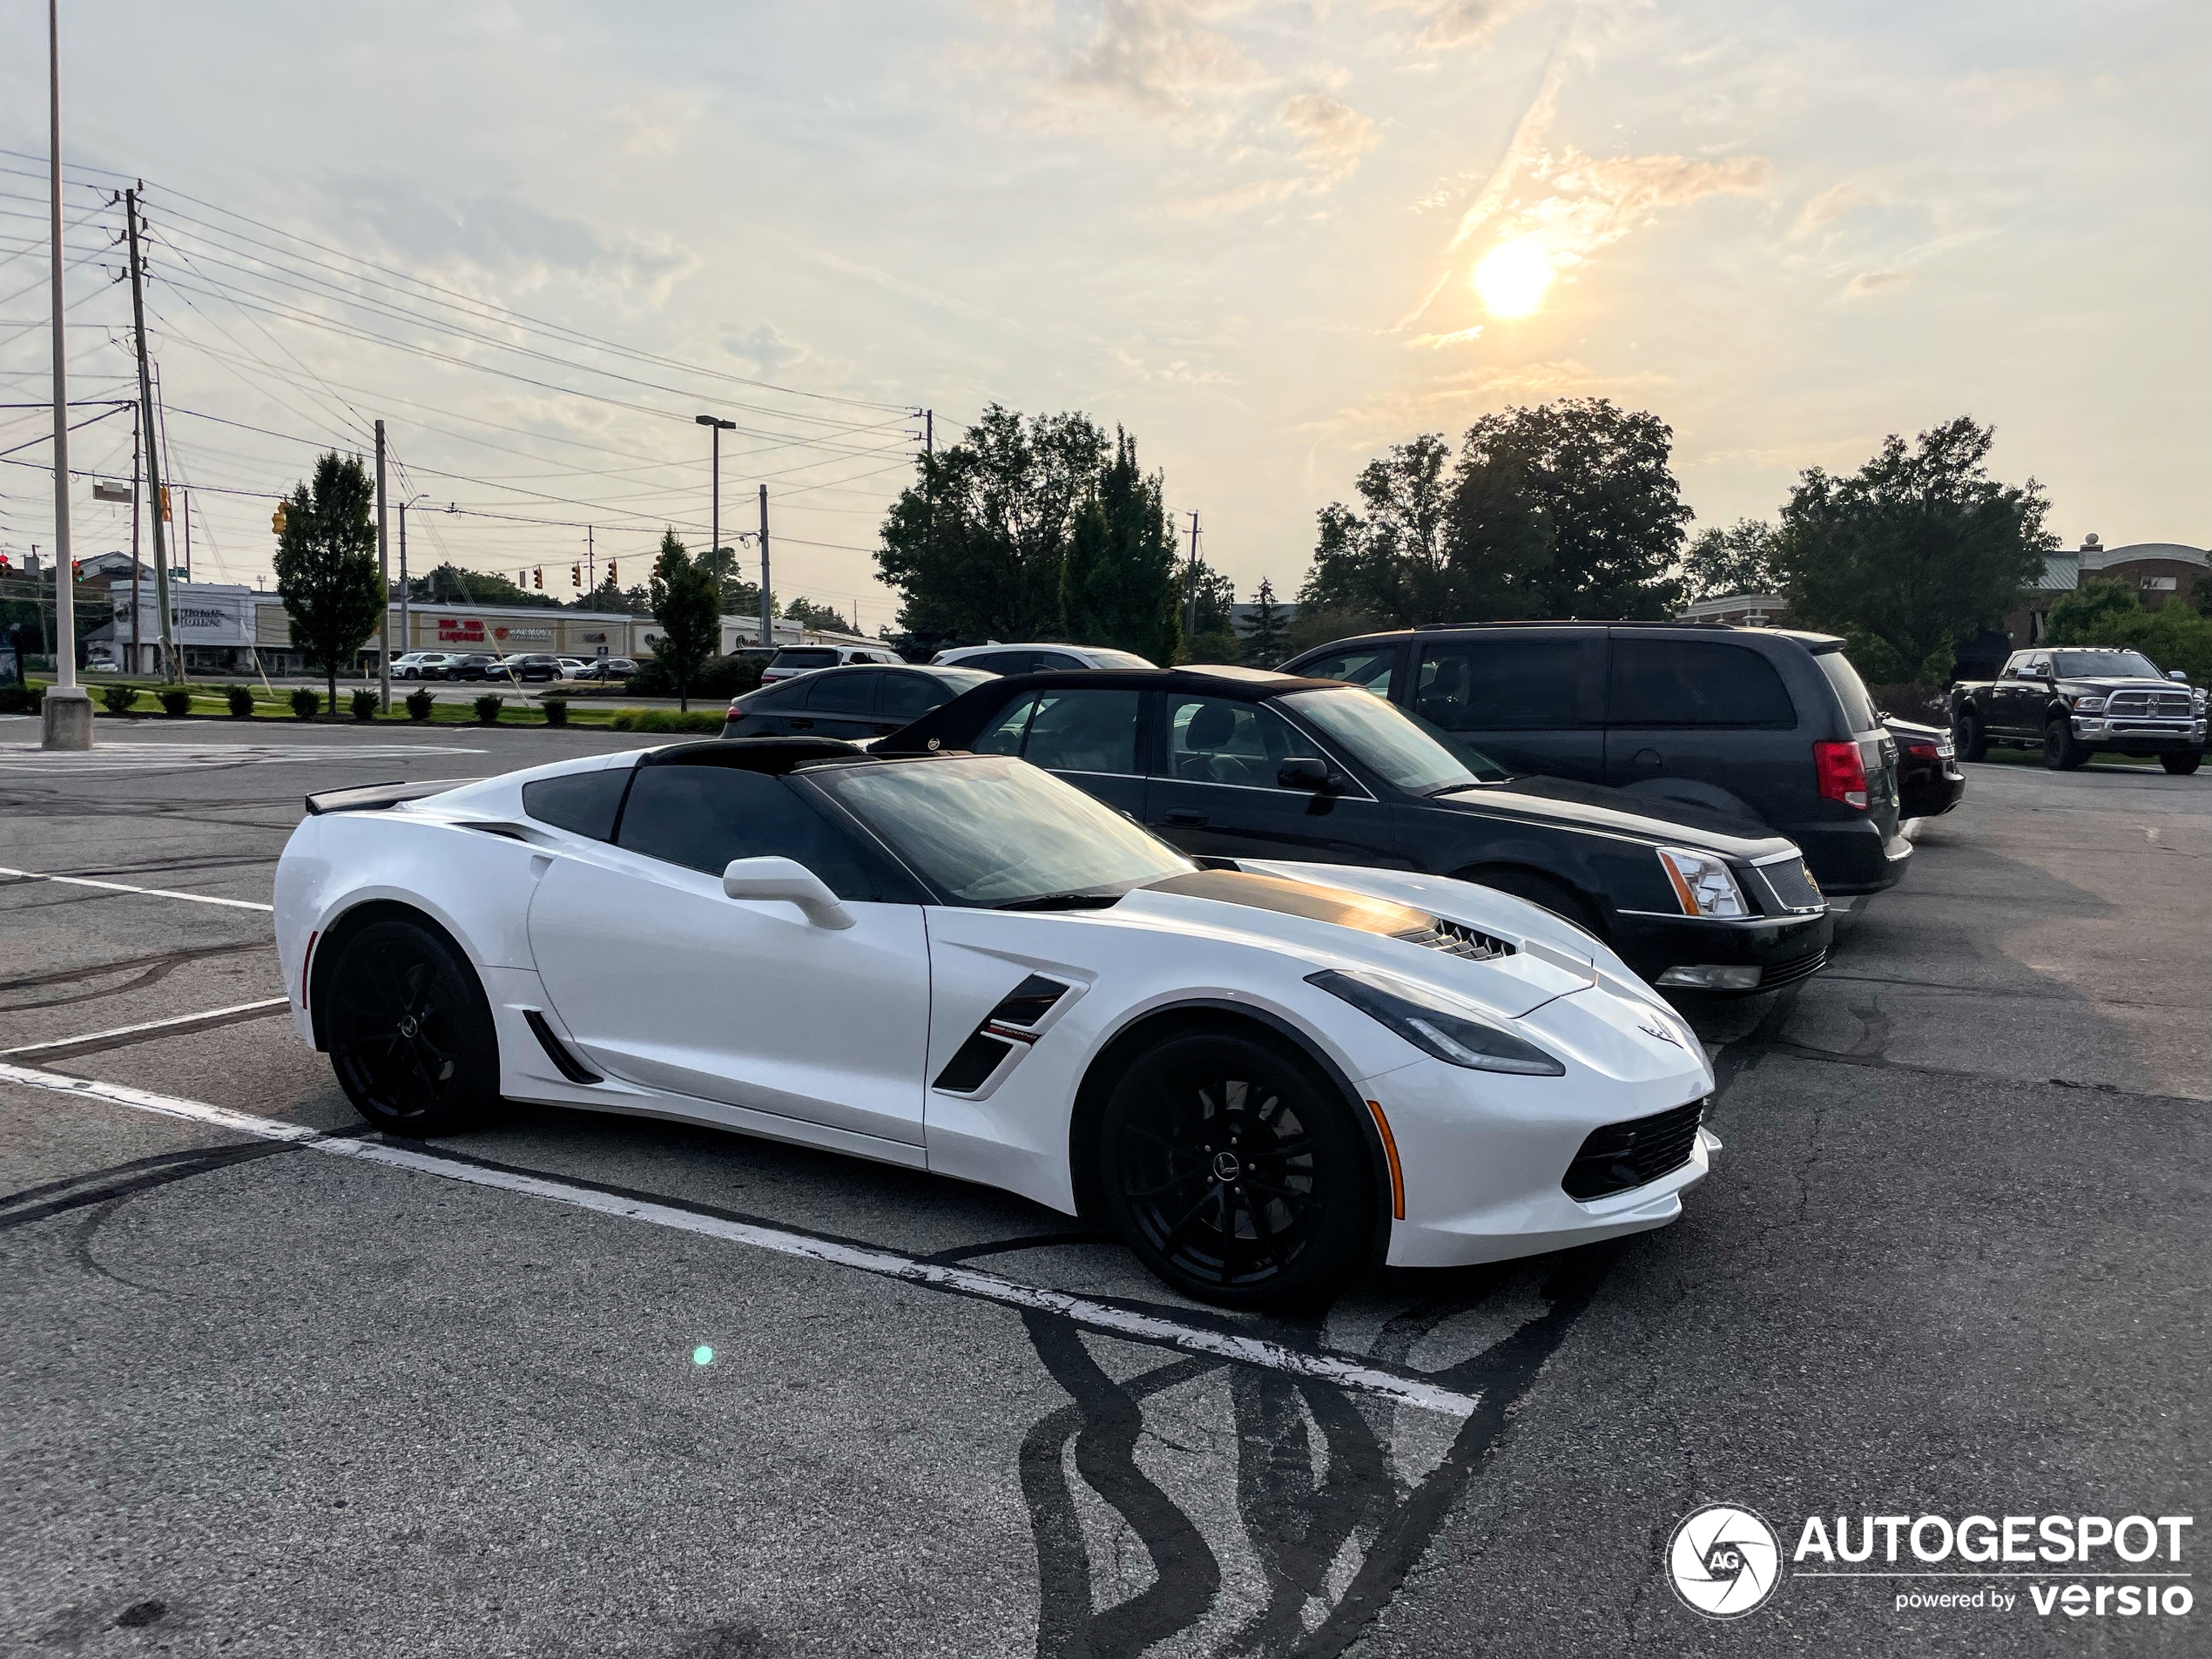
274, 738, 1717, 1307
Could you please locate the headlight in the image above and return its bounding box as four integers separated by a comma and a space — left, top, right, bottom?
1307, 968, 1564, 1076
2074, 695, 2107, 712
1656, 848, 1750, 919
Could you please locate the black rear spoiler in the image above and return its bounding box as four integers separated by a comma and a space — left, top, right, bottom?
304, 778, 475, 816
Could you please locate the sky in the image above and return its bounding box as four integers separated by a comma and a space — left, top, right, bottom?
2, 0, 2207, 629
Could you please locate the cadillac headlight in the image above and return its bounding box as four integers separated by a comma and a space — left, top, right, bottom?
1307, 969, 1564, 1076
1656, 848, 1750, 919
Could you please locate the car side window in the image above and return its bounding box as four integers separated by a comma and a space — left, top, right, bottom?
1162, 696, 1306, 786
615, 765, 873, 897
962, 651, 1034, 676
748, 679, 811, 710
1015, 690, 1141, 773
805, 671, 878, 714
522, 767, 631, 841
1297, 646, 1396, 698
1607, 639, 1796, 728
880, 673, 953, 721
1033, 652, 1085, 671
1417, 638, 1600, 730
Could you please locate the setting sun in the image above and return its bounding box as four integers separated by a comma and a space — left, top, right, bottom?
1474, 238, 1554, 319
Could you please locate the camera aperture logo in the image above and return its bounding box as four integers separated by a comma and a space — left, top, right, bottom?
1669, 1504, 1783, 1618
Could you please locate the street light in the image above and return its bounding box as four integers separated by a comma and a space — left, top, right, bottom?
694, 414, 737, 600
395, 493, 428, 660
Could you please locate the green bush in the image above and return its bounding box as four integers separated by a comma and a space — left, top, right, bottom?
100, 683, 141, 715
474, 694, 504, 725
2045, 579, 2212, 686
227, 685, 254, 718
405, 689, 435, 722
541, 696, 569, 727
351, 689, 381, 722
158, 689, 192, 718
0, 684, 44, 714
291, 689, 320, 720
626, 651, 767, 702
608, 707, 726, 734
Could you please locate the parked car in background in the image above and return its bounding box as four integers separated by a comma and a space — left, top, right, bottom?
442, 653, 501, 682
725, 664, 996, 743
1280, 623, 1911, 897
570, 657, 637, 681
395, 652, 462, 680
486, 654, 565, 684
932, 643, 1156, 674
882, 666, 1833, 995
556, 658, 589, 677
760, 644, 905, 685
1948, 647, 2205, 774
1884, 717, 1966, 819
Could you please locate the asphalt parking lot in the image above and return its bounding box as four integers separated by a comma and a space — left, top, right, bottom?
2, 720, 2204, 1657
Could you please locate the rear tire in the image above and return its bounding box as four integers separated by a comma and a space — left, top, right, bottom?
1097, 1030, 1374, 1311
1955, 711, 1987, 763
2043, 719, 2089, 771
327, 918, 500, 1135
2162, 752, 2202, 776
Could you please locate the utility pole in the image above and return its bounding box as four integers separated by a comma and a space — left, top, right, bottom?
695, 414, 734, 598
177, 485, 189, 583
129, 402, 141, 671
125, 186, 172, 685
395, 496, 411, 658
374, 419, 389, 712
924, 408, 934, 458
1183, 509, 1203, 644
758, 484, 772, 652
41, 0, 90, 747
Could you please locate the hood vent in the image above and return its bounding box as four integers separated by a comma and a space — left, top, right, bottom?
1393, 917, 1516, 961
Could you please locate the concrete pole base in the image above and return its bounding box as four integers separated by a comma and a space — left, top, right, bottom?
40, 686, 94, 750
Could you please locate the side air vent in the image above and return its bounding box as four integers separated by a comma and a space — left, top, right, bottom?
934, 1034, 1013, 1094
988, 974, 1070, 1030
932, 974, 1074, 1096
524, 1010, 602, 1085
1393, 917, 1516, 961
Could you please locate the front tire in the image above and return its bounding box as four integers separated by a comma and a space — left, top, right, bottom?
327, 919, 500, 1135
1955, 711, 1987, 763
1097, 1030, 1374, 1311
2043, 719, 2089, 771
2163, 752, 2202, 776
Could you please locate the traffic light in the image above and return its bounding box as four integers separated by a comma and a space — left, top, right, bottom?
532, 568, 543, 590
271, 502, 288, 536
606, 561, 616, 584
71, 559, 82, 579
570, 563, 581, 588
158, 487, 171, 523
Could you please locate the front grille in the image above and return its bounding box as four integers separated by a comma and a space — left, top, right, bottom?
2107, 691, 2192, 720
1760, 948, 1829, 991
1562, 1100, 1705, 1202
1755, 857, 1824, 912
1393, 916, 1516, 961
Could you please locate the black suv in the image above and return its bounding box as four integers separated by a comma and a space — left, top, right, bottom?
1280, 623, 1910, 895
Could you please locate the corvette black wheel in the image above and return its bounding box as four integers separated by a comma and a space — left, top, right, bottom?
327, 919, 498, 1135
1099, 1030, 1372, 1310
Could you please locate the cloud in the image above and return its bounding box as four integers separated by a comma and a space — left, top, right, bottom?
1293, 357, 1670, 444
1407, 325, 1486, 348
1527, 150, 1774, 257
1061, 0, 1269, 128
334, 178, 605, 272
1794, 181, 1879, 235
1171, 89, 1381, 215
1380, 0, 1545, 51
1844, 270, 1912, 297
726, 323, 812, 377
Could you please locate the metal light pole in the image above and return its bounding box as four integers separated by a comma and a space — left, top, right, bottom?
396, 493, 426, 665
694, 414, 735, 619
41, 0, 90, 747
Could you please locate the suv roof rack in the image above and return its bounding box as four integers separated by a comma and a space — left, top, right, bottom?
1407, 618, 1736, 631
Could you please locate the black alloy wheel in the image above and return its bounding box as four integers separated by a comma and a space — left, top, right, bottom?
1955, 712, 1987, 763
2163, 752, 2202, 775
1099, 1031, 1372, 1310
327, 919, 499, 1135
2043, 718, 2088, 771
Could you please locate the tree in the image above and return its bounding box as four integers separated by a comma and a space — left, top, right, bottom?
647, 529, 719, 711
2044, 577, 2212, 686
273, 452, 385, 712
1243, 577, 1287, 666
408, 563, 563, 610
783, 597, 851, 634
1681, 519, 1783, 602
2042, 577, 2141, 645
1775, 416, 2054, 685
877, 407, 1179, 661
1298, 399, 1688, 626
574, 572, 650, 615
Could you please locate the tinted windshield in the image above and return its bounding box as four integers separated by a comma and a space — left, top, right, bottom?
2054, 650, 2161, 678
774, 649, 839, 669
1279, 686, 1510, 791
1815, 649, 1878, 732
809, 755, 1192, 906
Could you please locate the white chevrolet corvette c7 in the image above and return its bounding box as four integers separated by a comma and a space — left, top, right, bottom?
273, 738, 1718, 1307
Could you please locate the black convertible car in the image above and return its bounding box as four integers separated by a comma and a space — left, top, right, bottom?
879, 667, 1832, 995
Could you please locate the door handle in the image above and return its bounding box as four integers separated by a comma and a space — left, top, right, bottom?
1165, 809, 1206, 826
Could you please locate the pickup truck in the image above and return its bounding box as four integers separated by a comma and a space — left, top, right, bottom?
1951, 647, 2206, 773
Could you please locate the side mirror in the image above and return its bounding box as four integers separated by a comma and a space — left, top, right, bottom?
720, 855, 854, 929
2168, 670, 2189, 684
1278, 756, 1336, 792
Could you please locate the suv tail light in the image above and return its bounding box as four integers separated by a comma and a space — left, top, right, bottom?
725, 705, 745, 725
1814, 739, 1868, 810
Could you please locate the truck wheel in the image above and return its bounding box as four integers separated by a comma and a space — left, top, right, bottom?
1955, 711, 1987, 763
2042, 719, 2089, 771
2161, 752, 2202, 776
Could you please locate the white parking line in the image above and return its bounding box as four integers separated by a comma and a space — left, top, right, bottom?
0, 741, 489, 774
0, 866, 274, 912
0, 1062, 1482, 1420
1, 998, 293, 1058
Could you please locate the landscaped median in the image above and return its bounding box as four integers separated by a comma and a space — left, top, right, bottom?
13, 678, 723, 732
